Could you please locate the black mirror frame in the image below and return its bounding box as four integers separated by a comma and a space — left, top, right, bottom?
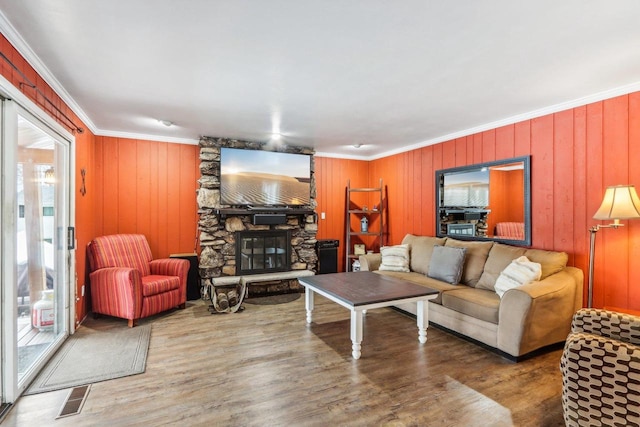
435, 155, 531, 247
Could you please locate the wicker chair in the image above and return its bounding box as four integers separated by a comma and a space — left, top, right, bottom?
87, 234, 189, 327
560, 308, 640, 426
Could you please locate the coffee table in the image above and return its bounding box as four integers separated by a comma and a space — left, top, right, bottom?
298, 271, 439, 359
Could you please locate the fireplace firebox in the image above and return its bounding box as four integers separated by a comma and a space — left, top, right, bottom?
236, 230, 291, 275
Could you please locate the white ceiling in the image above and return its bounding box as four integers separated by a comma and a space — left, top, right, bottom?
1, 1, 640, 159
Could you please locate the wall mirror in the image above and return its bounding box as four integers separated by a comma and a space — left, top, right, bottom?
435, 155, 531, 246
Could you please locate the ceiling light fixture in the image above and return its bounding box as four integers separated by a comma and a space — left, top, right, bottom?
158, 119, 174, 127
272, 133, 282, 141
353, 144, 362, 148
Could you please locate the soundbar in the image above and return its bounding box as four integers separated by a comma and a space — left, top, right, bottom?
253, 213, 287, 225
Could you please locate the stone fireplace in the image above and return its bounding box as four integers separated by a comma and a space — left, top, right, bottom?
196, 137, 318, 296
236, 229, 290, 275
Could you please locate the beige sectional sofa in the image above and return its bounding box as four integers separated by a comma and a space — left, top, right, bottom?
359, 234, 584, 359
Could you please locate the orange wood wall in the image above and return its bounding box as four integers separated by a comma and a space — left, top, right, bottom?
93, 137, 200, 259
0, 35, 96, 325
5, 31, 640, 313
315, 157, 370, 271
318, 93, 640, 310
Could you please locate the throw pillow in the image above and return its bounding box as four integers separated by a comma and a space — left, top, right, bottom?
378, 244, 410, 272
476, 243, 527, 291
427, 245, 466, 285
494, 256, 542, 298
401, 234, 447, 275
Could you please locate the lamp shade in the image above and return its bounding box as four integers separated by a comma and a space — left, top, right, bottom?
593, 185, 640, 220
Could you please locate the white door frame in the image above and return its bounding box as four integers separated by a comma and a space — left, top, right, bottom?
0, 74, 76, 402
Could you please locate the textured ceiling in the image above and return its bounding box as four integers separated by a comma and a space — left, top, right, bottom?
1, 1, 640, 159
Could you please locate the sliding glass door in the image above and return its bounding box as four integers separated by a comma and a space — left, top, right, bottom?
1, 97, 74, 403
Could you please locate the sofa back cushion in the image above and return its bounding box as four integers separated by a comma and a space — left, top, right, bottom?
524, 248, 568, 279
444, 239, 493, 287
476, 243, 527, 291
401, 234, 447, 275
88, 234, 153, 276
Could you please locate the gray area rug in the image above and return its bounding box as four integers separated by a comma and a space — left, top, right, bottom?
25, 318, 151, 395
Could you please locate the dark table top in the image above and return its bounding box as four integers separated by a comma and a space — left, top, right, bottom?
299, 271, 438, 307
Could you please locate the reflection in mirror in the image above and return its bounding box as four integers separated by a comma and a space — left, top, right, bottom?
436, 156, 531, 246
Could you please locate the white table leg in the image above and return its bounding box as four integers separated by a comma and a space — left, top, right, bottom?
305, 288, 314, 324
350, 309, 363, 359
417, 299, 429, 343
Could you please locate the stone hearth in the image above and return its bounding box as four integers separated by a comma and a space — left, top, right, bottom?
196, 137, 318, 296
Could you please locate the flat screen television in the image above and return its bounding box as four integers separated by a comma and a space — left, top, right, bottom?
442, 169, 489, 207
220, 148, 311, 206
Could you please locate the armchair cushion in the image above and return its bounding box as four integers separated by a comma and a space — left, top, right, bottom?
142, 275, 181, 297
560, 309, 640, 426
88, 234, 153, 276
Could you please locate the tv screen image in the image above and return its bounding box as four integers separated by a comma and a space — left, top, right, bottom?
443, 169, 489, 207
220, 148, 311, 206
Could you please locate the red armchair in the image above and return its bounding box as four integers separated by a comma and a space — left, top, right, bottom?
87, 234, 189, 327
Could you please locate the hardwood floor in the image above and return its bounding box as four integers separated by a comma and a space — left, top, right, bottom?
3, 296, 565, 426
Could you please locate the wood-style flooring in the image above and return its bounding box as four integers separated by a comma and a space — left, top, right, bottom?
3, 295, 565, 426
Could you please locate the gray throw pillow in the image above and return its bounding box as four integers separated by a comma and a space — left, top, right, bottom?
427, 245, 466, 284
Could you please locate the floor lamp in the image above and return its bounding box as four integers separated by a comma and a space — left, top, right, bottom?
588, 185, 640, 307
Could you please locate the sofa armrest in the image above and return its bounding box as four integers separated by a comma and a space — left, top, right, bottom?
359, 253, 382, 271
571, 308, 640, 346
89, 267, 143, 320
497, 267, 584, 356
150, 258, 190, 302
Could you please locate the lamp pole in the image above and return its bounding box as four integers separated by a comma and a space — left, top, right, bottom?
587, 225, 599, 308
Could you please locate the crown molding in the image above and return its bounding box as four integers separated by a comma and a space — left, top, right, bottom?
94, 129, 199, 145
367, 81, 640, 161
0, 10, 99, 134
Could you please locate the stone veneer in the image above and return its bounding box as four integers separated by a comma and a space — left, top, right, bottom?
196, 137, 318, 295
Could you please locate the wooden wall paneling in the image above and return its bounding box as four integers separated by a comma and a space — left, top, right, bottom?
0, 34, 101, 322
602, 96, 630, 307
412, 149, 424, 235
628, 92, 640, 308
93, 137, 104, 236
74, 130, 96, 323
513, 120, 531, 157
393, 154, 408, 242
165, 144, 181, 255
155, 143, 169, 258
473, 133, 483, 164
441, 140, 456, 169
147, 141, 160, 257
530, 115, 555, 249
495, 124, 515, 160
482, 129, 496, 162
422, 146, 435, 237
315, 157, 369, 271
585, 102, 605, 306
135, 140, 152, 244
572, 106, 588, 305
102, 138, 120, 235
117, 139, 137, 232
552, 110, 576, 262
402, 152, 412, 235
178, 144, 198, 254
455, 137, 467, 166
